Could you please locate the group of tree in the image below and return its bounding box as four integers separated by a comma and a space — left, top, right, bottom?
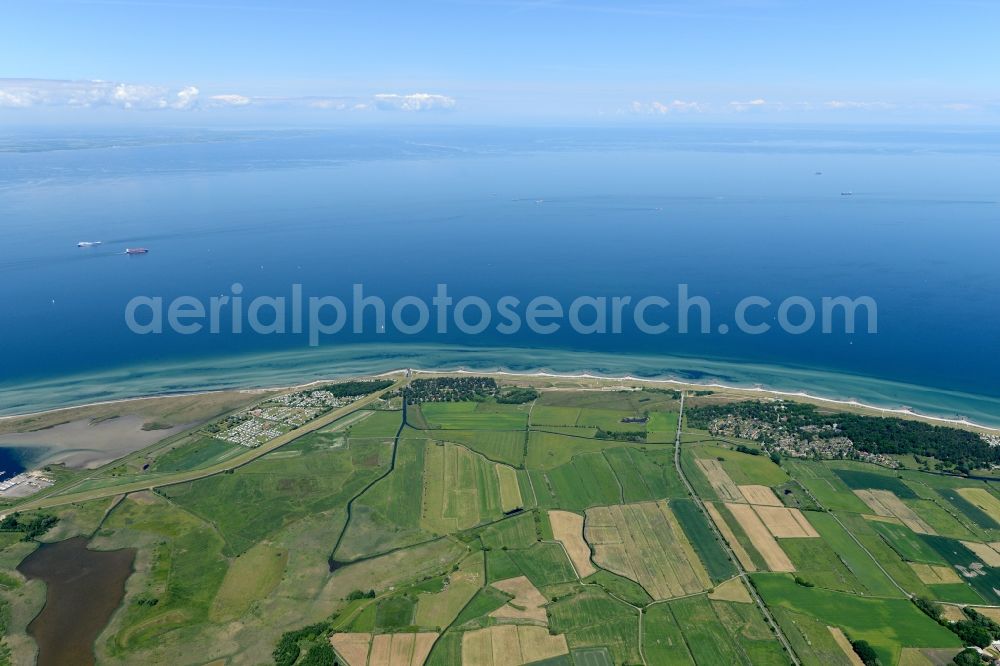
496, 387, 539, 404
641, 387, 682, 399
953, 648, 986, 665
272, 622, 335, 666
0, 512, 58, 541
345, 589, 376, 600
403, 377, 499, 403
594, 429, 646, 442
686, 400, 996, 470
849, 639, 881, 666
914, 597, 1000, 650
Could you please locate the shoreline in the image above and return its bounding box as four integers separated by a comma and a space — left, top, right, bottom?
2, 365, 998, 435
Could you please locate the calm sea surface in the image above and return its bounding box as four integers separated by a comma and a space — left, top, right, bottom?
1, 126, 998, 422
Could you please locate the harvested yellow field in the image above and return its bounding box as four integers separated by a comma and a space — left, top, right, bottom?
708, 577, 752, 603
369, 635, 392, 666
548, 510, 596, 578
491, 625, 521, 666
585, 501, 711, 599
739, 485, 783, 506
827, 627, 865, 666
496, 464, 523, 513
352, 632, 439, 666
410, 635, 437, 666
725, 503, 795, 572
961, 541, 1000, 567
695, 458, 742, 502
463, 629, 494, 666
956, 488, 1000, 524
210, 540, 288, 621
414, 552, 483, 628
973, 607, 1000, 623
461, 625, 569, 666
515, 626, 570, 663
331, 633, 371, 666
752, 505, 819, 538
490, 576, 548, 624
938, 605, 967, 622
853, 489, 936, 535
909, 562, 962, 584
705, 502, 756, 572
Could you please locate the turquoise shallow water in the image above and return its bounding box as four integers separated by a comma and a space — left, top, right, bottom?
3, 343, 999, 428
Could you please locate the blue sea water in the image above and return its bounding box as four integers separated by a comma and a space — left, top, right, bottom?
0, 125, 998, 422
0, 447, 27, 481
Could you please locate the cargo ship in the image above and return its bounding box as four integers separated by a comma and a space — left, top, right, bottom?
125, 248, 149, 255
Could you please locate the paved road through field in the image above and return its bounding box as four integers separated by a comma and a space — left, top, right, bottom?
672, 391, 801, 665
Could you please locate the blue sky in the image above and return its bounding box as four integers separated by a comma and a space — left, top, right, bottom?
2, 0, 998, 124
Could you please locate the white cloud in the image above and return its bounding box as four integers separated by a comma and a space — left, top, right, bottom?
824, 100, 893, 110
372, 93, 456, 111
208, 93, 252, 107
729, 98, 771, 111
0, 79, 201, 110
173, 86, 200, 109
941, 102, 977, 111
630, 99, 704, 114
0, 80, 459, 115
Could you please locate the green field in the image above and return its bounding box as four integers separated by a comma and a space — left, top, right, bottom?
430, 428, 525, 466
665, 595, 788, 666
420, 441, 505, 533
641, 603, 694, 665
543, 453, 622, 510
671, 498, 736, 582
831, 468, 918, 498
161, 435, 392, 557
95, 494, 230, 656
602, 446, 681, 501
582, 569, 653, 606
526, 430, 625, 469
920, 535, 1000, 603
414, 551, 484, 629
937, 487, 999, 530
476, 511, 538, 549
375, 594, 416, 629
752, 573, 961, 665
506, 542, 578, 588
149, 435, 241, 473
419, 401, 529, 430
693, 443, 789, 486
333, 433, 430, 560
575, 408, 648, 432
807, 511, 902, 597
529, 405, 582, 426
9, 379, 1000, 666
869, 518, 947, 564
452, 586, 510, 627
783, 461, 872, 513
548, 587, 641, 664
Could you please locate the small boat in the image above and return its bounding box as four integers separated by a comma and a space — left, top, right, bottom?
840, 191, 853, 196
77, 241, 102, 247
125, 248, 149, 255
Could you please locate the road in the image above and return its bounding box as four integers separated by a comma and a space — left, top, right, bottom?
10, 381, 404, 512
672, 392, 801, 665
